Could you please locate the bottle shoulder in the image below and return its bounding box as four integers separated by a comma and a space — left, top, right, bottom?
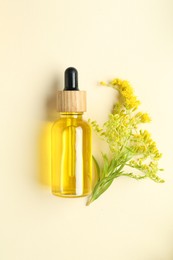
52, 117, 91, 130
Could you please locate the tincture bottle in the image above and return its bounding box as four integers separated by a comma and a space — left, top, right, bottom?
51, 67, 92, 197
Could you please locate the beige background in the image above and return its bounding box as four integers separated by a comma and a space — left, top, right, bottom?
0, 0, 173, 259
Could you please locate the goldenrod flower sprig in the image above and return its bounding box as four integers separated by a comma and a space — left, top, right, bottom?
87, 79, 164, 206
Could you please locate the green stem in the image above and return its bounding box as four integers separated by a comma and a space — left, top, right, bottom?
121, 173, 147, 180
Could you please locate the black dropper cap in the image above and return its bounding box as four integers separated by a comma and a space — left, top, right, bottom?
64, 67, 79, 91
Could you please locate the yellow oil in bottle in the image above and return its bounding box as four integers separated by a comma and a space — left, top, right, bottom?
51, 112, 92, 197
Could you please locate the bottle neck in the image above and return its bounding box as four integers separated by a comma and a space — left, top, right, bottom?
60, 112, 83, 119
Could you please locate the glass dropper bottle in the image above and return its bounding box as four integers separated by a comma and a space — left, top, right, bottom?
51, 67, 92, 197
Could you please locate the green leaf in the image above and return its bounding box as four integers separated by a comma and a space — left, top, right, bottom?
108, 158, 118, 173
87, 170, 123, 206
92, 155, 100, 181
87, 177, 114, 206
102, 153, 109, 178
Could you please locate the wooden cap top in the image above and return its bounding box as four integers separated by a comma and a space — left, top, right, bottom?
57, 91, 86, 112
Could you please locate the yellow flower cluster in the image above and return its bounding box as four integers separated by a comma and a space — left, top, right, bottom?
141, 130, 162, 160
94, 80, 161, 161
128, 159, 164, 183
135, 112, 151, 123
132, 130, 162, 160
140, 113, 151, 123
110, 79, 140, 110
